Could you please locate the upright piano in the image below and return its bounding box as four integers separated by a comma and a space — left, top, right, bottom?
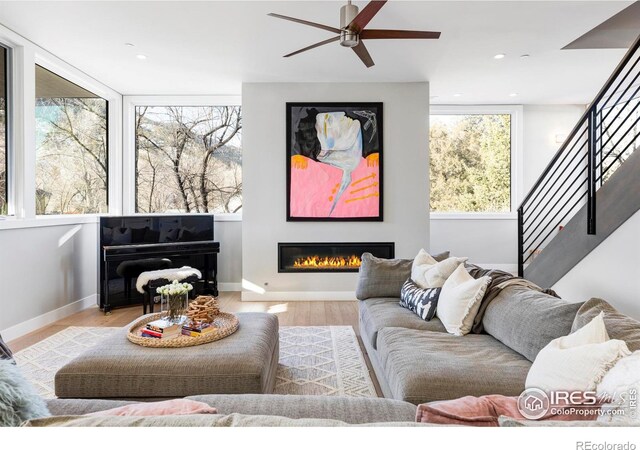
98, 215, 220, 313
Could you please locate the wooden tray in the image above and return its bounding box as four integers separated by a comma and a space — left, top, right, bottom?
127, 312, 239, 348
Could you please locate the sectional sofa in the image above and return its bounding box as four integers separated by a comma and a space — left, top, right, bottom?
356, 254, 640, 405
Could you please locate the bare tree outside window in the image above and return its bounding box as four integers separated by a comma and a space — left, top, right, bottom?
35, 65, 108, 215
430, 114, 511, 213
135, 106, 242, 214
0, 46, 7, 215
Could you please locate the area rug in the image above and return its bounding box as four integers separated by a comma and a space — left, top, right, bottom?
14, 325, 377, 399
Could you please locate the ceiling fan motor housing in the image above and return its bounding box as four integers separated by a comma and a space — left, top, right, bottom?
340, 3, 360, 47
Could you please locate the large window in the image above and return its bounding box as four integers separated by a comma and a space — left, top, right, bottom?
0, 45, 8, 215
430, 112, 512, 213
35, 65, 108, 215
135, 106, 242, 214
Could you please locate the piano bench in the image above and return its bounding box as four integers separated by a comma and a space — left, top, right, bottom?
138, 267, 202, 315
115, 258, 172, 304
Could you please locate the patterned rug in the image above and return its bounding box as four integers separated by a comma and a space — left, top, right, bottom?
14, 325, 377, 399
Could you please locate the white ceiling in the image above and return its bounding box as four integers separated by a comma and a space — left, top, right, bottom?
0, 1, 633, 104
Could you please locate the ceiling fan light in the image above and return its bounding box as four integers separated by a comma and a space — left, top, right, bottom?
340, 30, 360, 47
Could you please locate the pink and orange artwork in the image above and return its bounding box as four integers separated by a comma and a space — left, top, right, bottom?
286, 103, 383, 221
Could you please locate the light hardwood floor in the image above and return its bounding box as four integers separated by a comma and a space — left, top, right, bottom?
7, 292, 382, 395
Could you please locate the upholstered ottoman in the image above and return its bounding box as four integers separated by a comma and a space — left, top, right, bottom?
55, 312, 279, 399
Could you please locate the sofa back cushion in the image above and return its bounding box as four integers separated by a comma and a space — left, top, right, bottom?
572, 298, 640, 352
356, 251, 449, 300
482, 286, 584, 362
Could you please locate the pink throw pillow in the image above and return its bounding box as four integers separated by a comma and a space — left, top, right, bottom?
416, 395, 600, 426
87, 399, 218, 417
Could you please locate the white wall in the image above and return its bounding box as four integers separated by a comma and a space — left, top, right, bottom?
522, 104, 586, 192
215, 220, 242, 290
552, 209, 640, 320
241, 82, 430, 300
0, 221, 98, 339
430, 104, 584, 268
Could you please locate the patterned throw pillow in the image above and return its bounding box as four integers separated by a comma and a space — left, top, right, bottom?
0, 334, 13, 363
399, 278, 440, 321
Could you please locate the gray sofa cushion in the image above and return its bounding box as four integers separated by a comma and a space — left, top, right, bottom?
24, 413, 429, 427
572, 298, 640, 351
359, 298, 446, 350
55, 312, 279, 398
356, 251, 449, 300
46, 394, 417, 424
376, 328, 531, 404
482, 286, 584, 362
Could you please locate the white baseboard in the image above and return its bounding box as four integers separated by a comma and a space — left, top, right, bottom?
241, 291, 356, 301
218, 282, 241, 292
1, 294, 97, 342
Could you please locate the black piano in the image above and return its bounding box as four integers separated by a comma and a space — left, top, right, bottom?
98, 215, 220, 313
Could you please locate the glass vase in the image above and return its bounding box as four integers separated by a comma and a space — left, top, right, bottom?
161, 292, 189, 324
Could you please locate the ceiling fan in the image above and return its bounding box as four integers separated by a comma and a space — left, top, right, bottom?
268, 0, 441, 68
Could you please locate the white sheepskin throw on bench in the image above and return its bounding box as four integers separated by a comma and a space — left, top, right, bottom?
136, 266, 202, 293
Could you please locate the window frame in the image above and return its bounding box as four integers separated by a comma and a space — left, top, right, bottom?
34, 63, 111, 216
123, 96, 242, 221
0, 42, 12, 216
0, 23, 122, 230
429, 104, 523, 220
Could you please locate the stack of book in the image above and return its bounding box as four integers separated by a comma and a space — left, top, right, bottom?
141, 318, 181, 340
182, 322, 216, 337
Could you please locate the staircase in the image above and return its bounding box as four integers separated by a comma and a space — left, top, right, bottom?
518, 33, 640, 287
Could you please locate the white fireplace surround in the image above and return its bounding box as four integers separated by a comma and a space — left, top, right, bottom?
241, 82, 431, 301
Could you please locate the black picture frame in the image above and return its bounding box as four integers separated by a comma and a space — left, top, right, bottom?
286, 102, 383, 222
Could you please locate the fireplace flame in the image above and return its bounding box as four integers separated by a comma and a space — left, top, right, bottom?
293, 255, 362, 269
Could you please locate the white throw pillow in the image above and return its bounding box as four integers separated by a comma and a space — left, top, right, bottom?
410, 249, 468, 289
436, 264, 490, 336
526, 312, 631, 393
596, 351, 640, 424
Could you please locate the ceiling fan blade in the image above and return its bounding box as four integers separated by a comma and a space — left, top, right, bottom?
283, 36, 341, 58
352, 41, 375, 68
361, 29, 441, 40
348, 0, 387, 33
268, 13, 341, 34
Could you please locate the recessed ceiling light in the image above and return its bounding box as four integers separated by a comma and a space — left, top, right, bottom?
494, 53, 506, 60
453, 93, 462, 97
430, 95, 439, 99
125, 43, 135, 47
509, 93, 519, 97
520, 54, 530, 59
136, 54, 147, 60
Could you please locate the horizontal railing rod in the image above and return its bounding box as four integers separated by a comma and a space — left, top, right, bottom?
596, 54, 640, 122
524, 178, 587, 250
522, 155, 588, 236
597, 112, 640, 171
518, 32, 640, 210
521, 127, 588, 214
600, 132, 640, 176
597, 87, 640, 149
522, 189, 589, 265
522, 140, 587, 225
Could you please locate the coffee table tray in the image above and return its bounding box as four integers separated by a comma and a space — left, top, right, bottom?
127, 312, 239, 348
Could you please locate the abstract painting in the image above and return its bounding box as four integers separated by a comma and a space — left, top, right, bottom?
286, 103, 383, 221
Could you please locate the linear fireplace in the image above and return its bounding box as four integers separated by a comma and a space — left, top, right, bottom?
278, 242, 395, 273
